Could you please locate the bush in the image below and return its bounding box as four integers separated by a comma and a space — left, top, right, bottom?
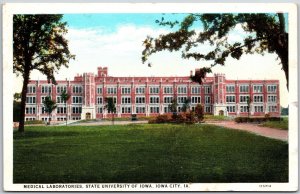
155, 114, 171, 123
185, 112, 197, 124
234, 117, 282, 123
195, 104, 204, 122
24, 120, 45, 125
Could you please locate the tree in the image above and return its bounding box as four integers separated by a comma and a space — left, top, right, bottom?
104, 97, 116, 125
60, 90, 70, 126
182, 97, 191, 112
142, 13, 288, 89
195, 103, 204, 122
14, 14, 75, 133
168, 98, 178, 113
13, 93, 22, 122
43, 96, 57, 125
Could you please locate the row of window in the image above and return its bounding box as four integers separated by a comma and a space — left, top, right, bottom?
27, 85, 82, 94
226, 105, 278, 113
225, 95, 277, 103
226, 85, 277, 93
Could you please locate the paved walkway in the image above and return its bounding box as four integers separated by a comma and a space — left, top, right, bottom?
206, 121, 288, 142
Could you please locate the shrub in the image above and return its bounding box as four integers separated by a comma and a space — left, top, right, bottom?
234, 117, 282, 123
195, 104, 204, 122
155, 114, 171, 123
185, 112, 197, 124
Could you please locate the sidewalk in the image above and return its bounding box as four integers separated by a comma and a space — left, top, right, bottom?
206, 121, 288, 142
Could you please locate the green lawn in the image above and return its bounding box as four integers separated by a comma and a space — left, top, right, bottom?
260, 117, 288, 130
14, 124, 288, 183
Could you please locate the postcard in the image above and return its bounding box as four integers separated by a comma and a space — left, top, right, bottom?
2, 3, 298, 191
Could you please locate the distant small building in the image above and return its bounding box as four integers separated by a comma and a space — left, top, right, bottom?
24, 66, 280, 121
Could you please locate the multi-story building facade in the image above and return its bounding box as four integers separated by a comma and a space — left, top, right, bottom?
24, 66, 280, 121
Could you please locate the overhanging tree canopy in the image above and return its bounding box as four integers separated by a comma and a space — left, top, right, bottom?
142, 13, 288, 89
14, 14, 75, 132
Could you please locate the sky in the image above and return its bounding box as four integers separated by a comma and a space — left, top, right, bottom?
14, 13, 289, 107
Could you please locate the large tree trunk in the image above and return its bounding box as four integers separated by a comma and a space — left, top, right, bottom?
18, 69, 30, 133
277, 13, 289, 90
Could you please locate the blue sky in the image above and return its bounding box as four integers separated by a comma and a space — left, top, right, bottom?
63, 13, 189, 32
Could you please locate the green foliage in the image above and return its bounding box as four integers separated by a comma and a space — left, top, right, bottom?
234, 117, 282, 123
168, 98, 178, 113
195, 104, 204, 122
182, 97, 191, 112
43, 96, 57, 124
24, 120, 45, 125
14, 93, 21, 101
142, 13, 288, 88
14, 124, 288, 183
13, 100, 21, 122
14, 14, 75, 132
260, 118, 288, 130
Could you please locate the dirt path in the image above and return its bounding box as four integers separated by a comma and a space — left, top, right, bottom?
206, 121, 288, 142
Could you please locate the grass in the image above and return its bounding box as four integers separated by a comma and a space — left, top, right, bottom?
14, 124, 288, 183
204, 115, 232, 121
260, 117, 288, 130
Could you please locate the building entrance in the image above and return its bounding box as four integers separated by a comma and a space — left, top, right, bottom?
86, 112, 91, 120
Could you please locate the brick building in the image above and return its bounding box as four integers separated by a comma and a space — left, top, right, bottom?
24, 66, 280, 121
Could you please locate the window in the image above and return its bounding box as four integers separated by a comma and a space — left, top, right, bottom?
150, 96, 159, 104
56, 85, 67, 94
72, 107, 82, 114
239, 95, 249, 103
97, 97, 103, 104
226, 96, 236, 103
204, 86, 211, 94
253, 95, 263, 103
97, 107, 103, 114
57, 107, 66, 114
177, 86, 187, 94
26, 96, 36, 104
240, 85, 249, 93
150, 87, 159, 94
72, 85, 82, 94
72, 96, 82, 104
267, 85, 277, 93
97, 86, 103, 94
164, 106, 171, 113
41, 85, 52, 94
254, 106, 264, 112
41, 96, 50, 103
164, 97, 173, 103
107, 87, 117, 94
268, 95, 277, 102
240, 105, 249, 113
27, 85, 36, 93
205, 96, 211, 104
191, 96, 201, 104
268, 105, 277, 112
121, 87, 131, 94
72, 116, 81, 120
164, 87, 173, 94
121, 97, 131, 104
121, 107, 131, 113
56, 96, 65, 104
136, 87, 145, 94
136, 97, 145, 104
227, 106, 236, 113
205, 106, 211, 113
150, 106, 160, 113
41, 106, 46, 114
25, 107, 36, 114
191, 86, 200, 94
253, 85, 263, 93
226, 85, 235, 93
177, 96, 187, 104
136, 107, 145, 113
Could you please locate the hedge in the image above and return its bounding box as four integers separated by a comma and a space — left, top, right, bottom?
235, 117, 282, 123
